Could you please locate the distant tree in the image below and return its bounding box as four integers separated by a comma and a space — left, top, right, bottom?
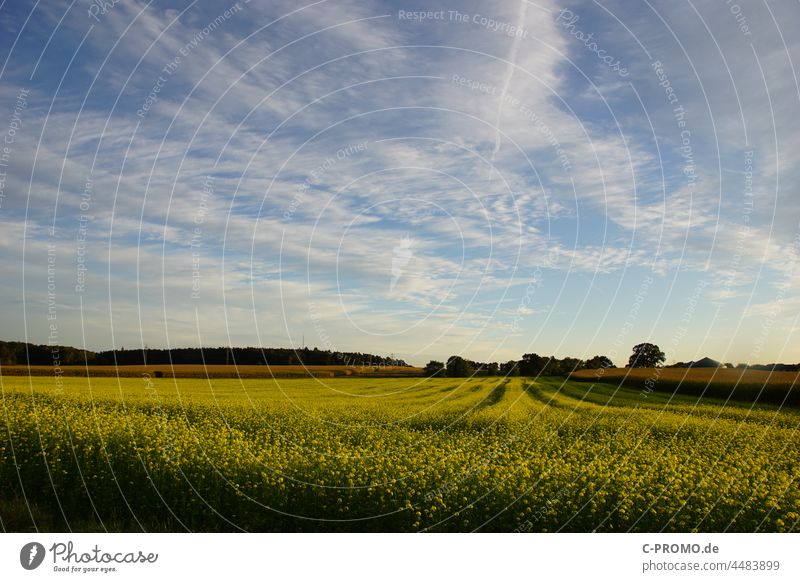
446, 355, 475, 377
584, 355, 613, 371
485, 362, 500, 376
0, 343, 17, 365
518, 353, 548, 376
500, 360, 519, 376
424, 360, 446, 377
556, 357, 584, 375
627, 343, 665, 368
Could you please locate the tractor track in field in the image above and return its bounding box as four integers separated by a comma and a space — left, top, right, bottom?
523, 381, 570, 409
476, 379, 509, 409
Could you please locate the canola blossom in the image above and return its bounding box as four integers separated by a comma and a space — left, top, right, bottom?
1, 375, 797, 532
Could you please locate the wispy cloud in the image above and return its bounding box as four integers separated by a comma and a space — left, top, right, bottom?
1, 0, 799, 365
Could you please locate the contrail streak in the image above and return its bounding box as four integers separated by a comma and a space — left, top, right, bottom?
492, 0, 528, 160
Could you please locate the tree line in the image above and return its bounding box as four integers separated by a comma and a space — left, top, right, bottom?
2, 339, 796, 374
423, 353, 615, 378
424, 342, 800, 377
0, 341, 408, 368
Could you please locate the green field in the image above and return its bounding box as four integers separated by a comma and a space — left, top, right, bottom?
1, 374, 798, 532
571, 367, 800, 406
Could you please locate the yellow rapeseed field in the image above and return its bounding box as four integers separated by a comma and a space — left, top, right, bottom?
1, 374, 797, 532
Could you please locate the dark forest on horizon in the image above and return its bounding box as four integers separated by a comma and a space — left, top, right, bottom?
0, 340, 409, 368
1, 340, 798, 376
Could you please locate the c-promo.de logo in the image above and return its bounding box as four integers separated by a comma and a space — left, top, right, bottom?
20, 542, 46, 570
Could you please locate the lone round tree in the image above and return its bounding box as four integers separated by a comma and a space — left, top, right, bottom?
446, 355, 475, 377
627, 343, 666, 368
423, 360, 445, 377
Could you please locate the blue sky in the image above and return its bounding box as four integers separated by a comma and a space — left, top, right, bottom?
1, 0, 799, 366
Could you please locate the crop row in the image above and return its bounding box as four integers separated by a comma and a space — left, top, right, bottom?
1, 376, 797, 532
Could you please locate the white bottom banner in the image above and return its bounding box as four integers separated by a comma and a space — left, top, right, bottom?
1, 533, 798, 581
